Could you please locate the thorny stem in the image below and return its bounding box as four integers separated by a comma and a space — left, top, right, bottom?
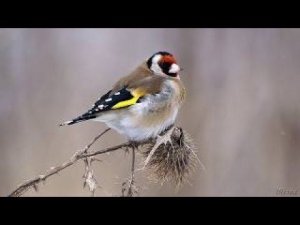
79, 143, 131, 159
83, 128, 111, 153
8, 128, 130, 197
8, 126, 187, 197
82, 128, 111, 195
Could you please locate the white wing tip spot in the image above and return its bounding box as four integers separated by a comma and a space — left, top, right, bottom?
114, 92, 120, 95
59, 120, 73, 126
105, 98, 112, 102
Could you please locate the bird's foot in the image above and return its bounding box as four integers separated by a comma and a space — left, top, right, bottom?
128, 141, 140, 150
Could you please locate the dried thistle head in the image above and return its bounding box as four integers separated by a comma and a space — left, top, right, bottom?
140, 127, 202, 188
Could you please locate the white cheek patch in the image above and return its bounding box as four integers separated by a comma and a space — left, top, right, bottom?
169, 63, 180, 74
150, 55, 164, 76
152, 54, 161, 64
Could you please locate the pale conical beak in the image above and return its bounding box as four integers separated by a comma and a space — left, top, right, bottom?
169, 63, 180, 74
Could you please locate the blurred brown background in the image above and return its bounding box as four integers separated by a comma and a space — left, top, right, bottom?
1, 29, 300, 196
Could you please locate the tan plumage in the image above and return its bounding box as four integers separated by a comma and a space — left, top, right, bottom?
111, 62, 153, 92
60, 51, 186, 141
111, 61, 185, 108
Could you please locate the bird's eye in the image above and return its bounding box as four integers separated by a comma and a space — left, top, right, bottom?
158, 61, 179, 77
159, 61, 171, 73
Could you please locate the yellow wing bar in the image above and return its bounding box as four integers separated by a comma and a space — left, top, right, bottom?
111, 88, 145, 109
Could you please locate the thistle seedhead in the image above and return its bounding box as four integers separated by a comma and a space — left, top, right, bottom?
140, 127, 201, 188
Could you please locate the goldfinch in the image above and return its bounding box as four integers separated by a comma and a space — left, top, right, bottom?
60, 51, 185, 142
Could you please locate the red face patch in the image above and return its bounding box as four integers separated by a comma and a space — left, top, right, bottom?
161, 55, 177, 64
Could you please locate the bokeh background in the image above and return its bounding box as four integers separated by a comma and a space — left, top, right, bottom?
1, 29, 300, 196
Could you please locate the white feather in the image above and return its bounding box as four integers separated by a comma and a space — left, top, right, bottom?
150, 55, 165, 76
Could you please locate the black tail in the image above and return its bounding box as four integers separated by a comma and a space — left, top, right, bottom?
59, 114, 96, 127
59, 91, 112, 127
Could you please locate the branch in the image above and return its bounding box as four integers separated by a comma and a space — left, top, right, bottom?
79, 142, 132, 159
8, 128, 131, 197
8, 126, 200, 196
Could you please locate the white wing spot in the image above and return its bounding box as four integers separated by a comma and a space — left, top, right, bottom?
95, 108, 99, 112
61, 121, 73, 126
98, 105, 104, 109
114, 92, 120, 95
105, 98, 112, 102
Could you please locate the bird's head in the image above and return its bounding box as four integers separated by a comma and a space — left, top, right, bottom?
147, 51, 182, 78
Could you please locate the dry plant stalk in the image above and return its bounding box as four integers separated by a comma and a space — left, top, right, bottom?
8, 126, 202, 197
121, 148, 138, 197
140, 126, 202, 187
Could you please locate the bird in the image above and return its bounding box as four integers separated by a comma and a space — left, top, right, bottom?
60, 51, 186, 142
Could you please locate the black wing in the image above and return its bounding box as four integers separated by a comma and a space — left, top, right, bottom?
60, 87, 138, 126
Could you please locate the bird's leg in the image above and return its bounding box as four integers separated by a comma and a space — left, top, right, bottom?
128, 140, 139, 150
124, 140, 139, 154
143, 125, 175, 168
